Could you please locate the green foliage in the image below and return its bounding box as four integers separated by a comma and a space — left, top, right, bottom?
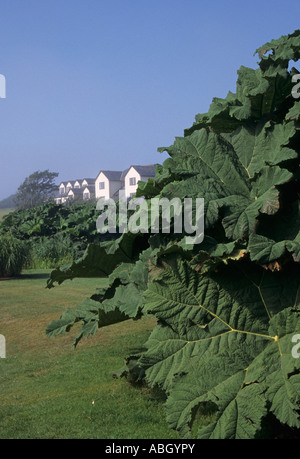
0, 233, 29, 277
27, 233, 77, 269
144, 259, 300, 438
1, 201, 101, 241
14, 169, 59, 210
0, 209, 13, 223
0, 201, 117, 268
46, 31, 300, 439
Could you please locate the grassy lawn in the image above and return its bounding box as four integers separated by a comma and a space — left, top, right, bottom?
0, 270, 180, 439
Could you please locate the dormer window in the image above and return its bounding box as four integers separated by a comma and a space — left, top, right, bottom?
129, 177, 136, 186
66, 182, 73, 193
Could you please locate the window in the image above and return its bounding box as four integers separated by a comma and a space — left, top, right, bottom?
83, 192, 89, 200
99, 182, 105, 189
129, 177, 136, 186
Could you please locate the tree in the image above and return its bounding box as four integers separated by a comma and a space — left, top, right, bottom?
14, 170, 59, 210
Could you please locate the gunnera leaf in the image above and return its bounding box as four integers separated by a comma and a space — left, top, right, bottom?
140, 258, 300, 438
157, 121, 296, 240
46, 248, 151, 347
45, 29, 300, 439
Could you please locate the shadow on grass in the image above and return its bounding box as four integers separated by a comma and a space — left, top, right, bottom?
25, 272, 51, 280
0, 272, 50, 281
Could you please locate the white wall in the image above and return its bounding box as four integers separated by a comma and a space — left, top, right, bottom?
124, 167, 141, 199
95, 172, 110, 200
95, 172, 122, 200
59, 184, 65, 194
66, 181, 73, 193
83, 187, 90, 200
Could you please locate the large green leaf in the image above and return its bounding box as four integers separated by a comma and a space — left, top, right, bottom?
140, 259, 300, 438
46, 231, 146, 288
165, 351, 267, 439
183, 30, 300, 138
158, 123, 295, 240
256, 29, 300, 75
249, 232, 300, 265
166, 305, 300, 439
46, 248, 150, 347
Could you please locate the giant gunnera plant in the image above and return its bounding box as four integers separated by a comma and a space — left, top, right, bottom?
46, 31, 300, 439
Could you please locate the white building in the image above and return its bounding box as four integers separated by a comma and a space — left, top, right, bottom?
54, 164, 157, 204
95, 170, 123, 201
122, 165, 157, 199
55, 178, 95, 204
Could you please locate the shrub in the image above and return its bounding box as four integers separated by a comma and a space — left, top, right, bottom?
0, 234, 29, 277
27, 233, 83, 269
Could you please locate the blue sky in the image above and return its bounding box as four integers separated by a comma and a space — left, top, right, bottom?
0, 0, 299, 200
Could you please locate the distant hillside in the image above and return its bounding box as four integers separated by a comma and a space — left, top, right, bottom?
0, 194, 16, 209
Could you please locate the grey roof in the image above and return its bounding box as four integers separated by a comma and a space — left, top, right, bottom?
68, 188, 83, 196
134, 164, 157, 177
59, 180, 78, 187
121, 164, 157, 179
59, 178, 95, 186
81, 178, 95, 184
82, 184, 95, 190
98, 170, 123, 181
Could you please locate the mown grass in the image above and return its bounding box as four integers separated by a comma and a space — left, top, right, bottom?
0, 270, 180, 439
